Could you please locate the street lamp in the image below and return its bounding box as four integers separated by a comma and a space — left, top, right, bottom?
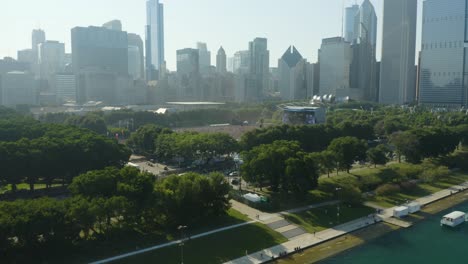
178, 225, 188, 264
335, 187, 342, 224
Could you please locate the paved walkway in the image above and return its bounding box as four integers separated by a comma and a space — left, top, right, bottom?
224, 181, 468, 264
231, 200, 338, 240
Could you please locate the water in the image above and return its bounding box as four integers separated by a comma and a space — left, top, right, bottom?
321, 202, 468, 264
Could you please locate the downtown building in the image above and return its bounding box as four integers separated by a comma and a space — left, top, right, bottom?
379, 0, 417, 105
278, 46, 315, 101
146, 0, 165, 81
71, 26, 129, 104
349, 0, 378, 102
418, 0, 468, 107
318, 37, 354, 98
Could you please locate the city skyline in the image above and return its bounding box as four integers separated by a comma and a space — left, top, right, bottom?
0, 0, 424, 70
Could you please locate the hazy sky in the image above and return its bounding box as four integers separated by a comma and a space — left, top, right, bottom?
1, 0, 423, 70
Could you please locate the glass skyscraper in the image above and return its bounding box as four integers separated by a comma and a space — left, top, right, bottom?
419, 0, 468, 107
146, 0, 165, 81
379, 0, 417, 105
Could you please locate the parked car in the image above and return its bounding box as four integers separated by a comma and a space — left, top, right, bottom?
231, 179, 239, 185
229, 171, 239, 176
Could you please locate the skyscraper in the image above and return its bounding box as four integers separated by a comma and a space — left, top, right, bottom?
177, 48, 200, 100
71, 26, 128, 75
197, 42, 212, 74
419, 0, 467, 107
379, 0, 417, 105
102, 20, 123, 31
38, 40, 65, 81
249, 38, 269, 101
32, 29, 46, 51
146, 0, 165, 80
349, 0, 378, 101
344, 5, 359, 43
319, 37, 352, 96
216, 47, 227, 73
128, 33, 144, 80
278, 46, 314, 101
71, 26, 129, 104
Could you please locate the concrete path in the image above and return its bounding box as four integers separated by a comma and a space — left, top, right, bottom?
231, 200, 339, 240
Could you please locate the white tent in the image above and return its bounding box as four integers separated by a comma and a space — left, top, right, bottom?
243, 193, 261, 203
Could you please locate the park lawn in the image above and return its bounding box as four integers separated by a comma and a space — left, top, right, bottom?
284, 204, 375, 234
0, 183, 63, 194
113, 223, 287, 264
369, 172, 468, 208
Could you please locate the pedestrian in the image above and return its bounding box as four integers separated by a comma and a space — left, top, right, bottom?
245, 250, 248, 256
314, 231, 316, 236
260, 253, 263, 259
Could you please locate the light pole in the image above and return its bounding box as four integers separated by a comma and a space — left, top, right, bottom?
335, 187, 342, 224
178, 225, 188, 264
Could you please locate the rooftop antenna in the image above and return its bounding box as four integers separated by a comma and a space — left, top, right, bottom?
341, 0, 345, 38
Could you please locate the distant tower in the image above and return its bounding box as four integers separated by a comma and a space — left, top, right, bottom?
344, 5, 359, 42
216, 46, 227, 73
379, 0, 417, 105
102, 20, 123, 31
32, 29, 46, 51
145, 0, 165, 80
197, 42, 211, 74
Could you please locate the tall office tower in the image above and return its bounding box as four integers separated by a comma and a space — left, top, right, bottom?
319, 37, 352, 96
344, 5, 359, 42
354, 0, 377, 46
197, 42, 211, 74
176, 48, 200, 99
128, 46, 142, 80
216, 46, 227, 73
146, 0, 165, 80
419, 0, 467, 107
232, 50, 251, 74
350, 0, 378, 101
1, 71, 36, 106
379, 0, 417, 105
71, 26, 128, 75
32, 29, 46, 51
249, 38, 270, 100
128, 33, 144, 80
38, 41, 65, 81
102, 20, 122, 31
278, 46, 314, 101
71, 26, 128, 104
17, 49, 36, 65
54, 73, 76, 103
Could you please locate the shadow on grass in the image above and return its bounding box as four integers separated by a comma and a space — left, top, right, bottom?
113, 223, 287, 264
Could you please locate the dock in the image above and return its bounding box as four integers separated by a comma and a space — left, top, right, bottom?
383, 217, 413, 228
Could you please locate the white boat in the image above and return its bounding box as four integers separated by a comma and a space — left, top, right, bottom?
441, 211, 466, 227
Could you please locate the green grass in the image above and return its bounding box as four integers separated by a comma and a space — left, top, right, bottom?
0, 183, 63, 194
284, 204, 375, 233
113, 223, 287, 264
369, 172, 468, 208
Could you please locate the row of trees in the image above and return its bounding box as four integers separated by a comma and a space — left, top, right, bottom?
0, 111, 130, 191
241, 137, 367, 194
0, 167, 230, 252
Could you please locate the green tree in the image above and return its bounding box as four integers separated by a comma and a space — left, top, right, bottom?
367, 144, 390, 168
328, 137, 367, 173
389, 131, 420, 163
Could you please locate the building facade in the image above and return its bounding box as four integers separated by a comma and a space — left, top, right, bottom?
248, 38, 270, 101
344, 5, 359, 43
197, 42, 211, 74
38, 40, 65, 82
1, 71, 36, 107
278, 46, 314, 101
216, 47, 227, 73
419, 0, 468, 107
379, 0, 417, 105
319, 37, 352, 96
146, 0, 165, 80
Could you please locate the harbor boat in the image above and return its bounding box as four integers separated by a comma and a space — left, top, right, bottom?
441, 211, 466, 227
